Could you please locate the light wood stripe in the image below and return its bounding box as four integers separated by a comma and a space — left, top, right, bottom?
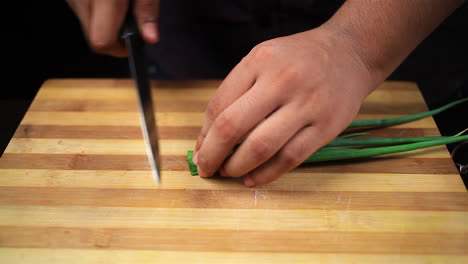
0, 170, 464, 192
12, 125, 441, 139
1, 226, 465, 254
42, 78, 222, 89
1, 187, 467, 211
41, 78, 419, 90
1, 205, 466, 233
4, 138, 451, 158
0, 153, 459, 174
4, 139, 195, 156
36, 81, 421, 103
36, 87, 216, 101
2, 249, 467, 264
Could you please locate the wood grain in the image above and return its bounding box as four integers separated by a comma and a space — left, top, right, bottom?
1, 187, 467, 211
1, 227, 466, 254
0, 79, 466, 263
0, 169, 464, 192
2, 249, 467, 264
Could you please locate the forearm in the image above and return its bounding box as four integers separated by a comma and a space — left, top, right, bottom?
322, 0, 465, 84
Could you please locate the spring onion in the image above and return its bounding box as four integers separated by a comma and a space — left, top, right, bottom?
349, 97, 468, 128
305, 134, 468, 163
325, 135, 450, 147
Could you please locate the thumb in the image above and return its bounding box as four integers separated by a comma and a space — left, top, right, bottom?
134, 0, 160, 43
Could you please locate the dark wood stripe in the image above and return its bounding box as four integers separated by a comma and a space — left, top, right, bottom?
13, 125, 439, 140
0, 153, 457, 173
358, 103, 428, 115
29, 100, 207, 112
1, 187, 466, 211
0, 154, 187, 171
1, 226, 465, 254
341, 127, 440, 137
28, 100, 428, 115
296, 156, 458, 174
13, 125, 200, 139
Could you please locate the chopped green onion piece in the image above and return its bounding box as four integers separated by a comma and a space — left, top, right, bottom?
187, 150, 198, 176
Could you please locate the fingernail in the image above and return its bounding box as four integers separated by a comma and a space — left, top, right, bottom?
198, 166, 209, 178
192, 152, 198, 165
219, 167, 227, 177
244, 175, 255, 187
143, 23, 158, 43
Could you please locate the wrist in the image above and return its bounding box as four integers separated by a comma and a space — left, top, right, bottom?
318, 23, 388, 86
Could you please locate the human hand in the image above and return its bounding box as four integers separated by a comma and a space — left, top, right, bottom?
65, 0, 159, 57
193, 26, 380, 187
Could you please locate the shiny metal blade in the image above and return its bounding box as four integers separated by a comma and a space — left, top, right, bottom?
123, 32, 161, 185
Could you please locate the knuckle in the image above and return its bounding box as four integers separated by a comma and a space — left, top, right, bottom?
213, 114, 239, 140
279, 148, 303, 168
274, 65, 303, 86
205, 99, 223, 122
249, 43, 276, 63
136, 0, 159, 20
249, 137, 275, 162
89, 38, 114, 54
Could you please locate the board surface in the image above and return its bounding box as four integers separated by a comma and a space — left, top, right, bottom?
0, 79, 467, 263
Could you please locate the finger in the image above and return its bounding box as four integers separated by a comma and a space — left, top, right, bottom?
66, 0, 92, 37
193, 58, 257, 163
222, 104, 305, 177
196, 83, 281, 178
134, 0, 160, 43
89, 0, 129, 57
243, 125, 325, 187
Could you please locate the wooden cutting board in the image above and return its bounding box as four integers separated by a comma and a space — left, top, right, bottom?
0, 79, 466, 263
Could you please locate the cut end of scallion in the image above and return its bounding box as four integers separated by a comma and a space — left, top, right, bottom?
187, 150, 198, 176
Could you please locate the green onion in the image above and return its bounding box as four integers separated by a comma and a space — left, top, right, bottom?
305, 134, 468, 163
336, 132, 369, 139
349, 97, 468, 128
187, 150, 198, 175
325, 135, 448, 147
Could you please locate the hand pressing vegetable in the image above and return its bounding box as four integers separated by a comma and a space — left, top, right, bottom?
192, 27, 376, 187
188, 99, 468, 178
191, 0, 464, 187
188, 133, 468, 176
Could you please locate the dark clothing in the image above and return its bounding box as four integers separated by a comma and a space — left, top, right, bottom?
147, 0, 345, 78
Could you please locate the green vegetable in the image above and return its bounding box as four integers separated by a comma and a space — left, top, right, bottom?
187, 150, 198, 175
325, 135, 449, 147
305, 134, 468, 163
349, 97, 468, 128
337, 132, 369, 139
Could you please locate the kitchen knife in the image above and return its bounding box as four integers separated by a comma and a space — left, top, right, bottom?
121, 14, 161, 185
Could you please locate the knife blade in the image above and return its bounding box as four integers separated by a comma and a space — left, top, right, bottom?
121, 14, 161, 185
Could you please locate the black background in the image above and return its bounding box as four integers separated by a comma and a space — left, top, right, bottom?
2, 1, 468, 183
